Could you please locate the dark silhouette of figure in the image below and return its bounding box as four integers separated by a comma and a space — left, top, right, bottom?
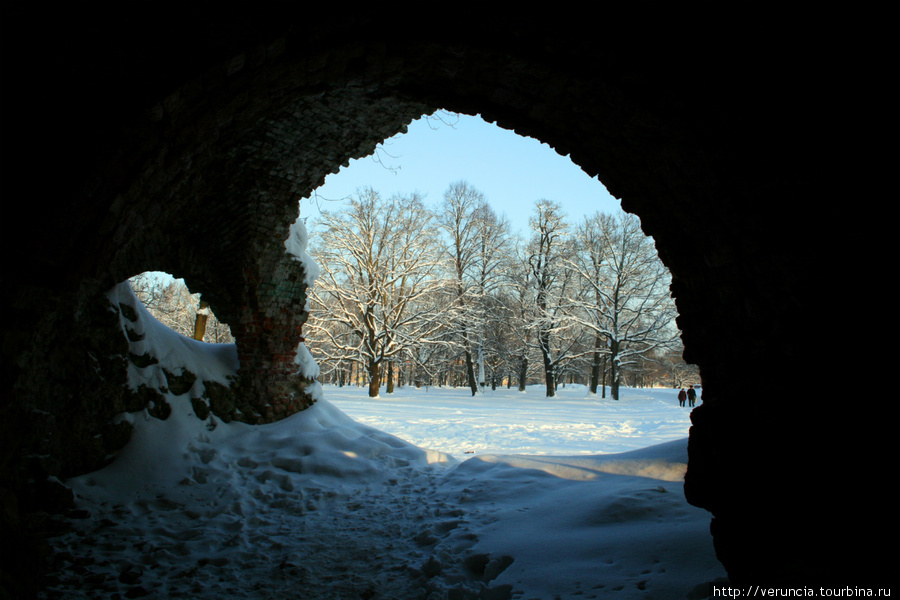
687, 385, 697, 407
678, 388, 687, 407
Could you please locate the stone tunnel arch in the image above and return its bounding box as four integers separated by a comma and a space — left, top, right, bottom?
1, 5, 891, 592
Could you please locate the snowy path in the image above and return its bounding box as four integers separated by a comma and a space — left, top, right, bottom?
43, 451, 512, 599
41, 399, 513, 599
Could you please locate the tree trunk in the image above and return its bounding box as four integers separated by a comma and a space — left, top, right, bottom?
367, 360, 380, 397
476, 345, 486, 393
517, 352, 528, 392
601, 355, 607, 399
589, 346, 602, 395
464, 349, 477, 396
540, 332, 555, 397
193, 299, 210, 341
386, 361, 394, 394
609, 340, 620, 400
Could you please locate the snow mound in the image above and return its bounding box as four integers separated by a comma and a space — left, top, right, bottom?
73, 395, 455, 500
469, 439, 690, 482
56, 395, 465, 599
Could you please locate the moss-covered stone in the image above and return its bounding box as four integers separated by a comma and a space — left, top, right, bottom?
203, 380, 237, 423
129, 352, 158, 368
146, 397, 172, 420
163, 368, 196, 396
190, 397, 211, 420
131, 383, 163, 412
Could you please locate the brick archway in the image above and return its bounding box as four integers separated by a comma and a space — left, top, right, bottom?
1, 4, 889, 590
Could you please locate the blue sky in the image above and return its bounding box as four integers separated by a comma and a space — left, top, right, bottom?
301, 113, 621, 238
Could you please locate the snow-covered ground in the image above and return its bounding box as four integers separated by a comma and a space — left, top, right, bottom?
40, 283, 726, 599
42, 383, 725, 600
326, 384, 699, 461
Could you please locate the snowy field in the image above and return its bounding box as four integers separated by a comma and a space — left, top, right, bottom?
325, 383, 698, 461
40, 283, 726, 599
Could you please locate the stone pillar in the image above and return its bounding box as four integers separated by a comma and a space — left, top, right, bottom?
227, 183, 318, 423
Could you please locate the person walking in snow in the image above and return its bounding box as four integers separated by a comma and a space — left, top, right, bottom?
678, 387, 687, 407
687, 385, 697, 407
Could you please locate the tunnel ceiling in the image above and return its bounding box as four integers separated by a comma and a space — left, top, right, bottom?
4, 6, 829, 365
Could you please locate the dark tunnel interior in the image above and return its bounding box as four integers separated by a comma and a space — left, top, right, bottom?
0, 4, 892, 595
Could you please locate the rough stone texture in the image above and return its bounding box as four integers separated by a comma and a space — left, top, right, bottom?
0, 4, 890, 595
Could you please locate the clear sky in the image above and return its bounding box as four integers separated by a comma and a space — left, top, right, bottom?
300, 113, 622, 238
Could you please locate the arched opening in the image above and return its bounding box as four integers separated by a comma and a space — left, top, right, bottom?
129, 271, 235, 344
301, 111, 696, 402
1, 6, 890, 597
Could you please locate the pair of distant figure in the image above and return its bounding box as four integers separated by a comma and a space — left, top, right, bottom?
678, 385, 697, 407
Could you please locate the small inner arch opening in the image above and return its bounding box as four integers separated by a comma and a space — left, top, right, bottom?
128, 271, 234, 344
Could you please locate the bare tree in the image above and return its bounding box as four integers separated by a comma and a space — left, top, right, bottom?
565, 211, 679, 399
524, 199, 575, 397
307, 188, 449, 397
505, 244, 537, 392
435, 181, 513, 395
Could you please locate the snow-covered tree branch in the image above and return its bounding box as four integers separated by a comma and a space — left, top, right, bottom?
307, 188, 451, 397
